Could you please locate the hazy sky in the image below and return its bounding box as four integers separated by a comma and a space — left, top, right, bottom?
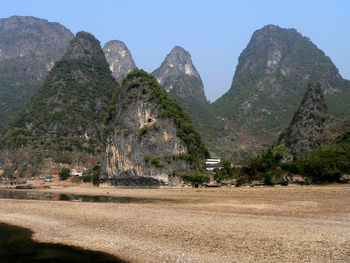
1, 0, 349, 102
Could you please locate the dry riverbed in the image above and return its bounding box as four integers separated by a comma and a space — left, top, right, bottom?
0, 184, 349, 262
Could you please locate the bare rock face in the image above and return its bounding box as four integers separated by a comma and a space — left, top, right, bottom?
0, 16, 73, 63
103, 40, 136, 83
277, 81, 329, 156
152, 46, 206, 102
102, 70, 207, 186
152, 46, 212, 133
0, 16, 74, 134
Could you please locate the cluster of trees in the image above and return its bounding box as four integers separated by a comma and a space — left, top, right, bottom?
243, 146, 285, 185
62, 165, 101, 186
216, 134, 350, 185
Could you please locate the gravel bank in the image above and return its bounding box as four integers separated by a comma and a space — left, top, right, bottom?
0, 185, 349, 262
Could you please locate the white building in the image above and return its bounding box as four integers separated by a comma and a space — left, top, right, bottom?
205, 158, 222, 171
206, 158, 220, 165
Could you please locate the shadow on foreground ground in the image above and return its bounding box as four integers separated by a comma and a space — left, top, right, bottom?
0, 223, 128, 263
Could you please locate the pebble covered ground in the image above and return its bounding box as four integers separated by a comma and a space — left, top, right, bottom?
0, 185, 349, 262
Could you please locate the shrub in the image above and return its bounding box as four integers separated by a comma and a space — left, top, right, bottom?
150, 157, 163, 167
182, 175, 210, 186
235, 178, 246, 187
59, 168, 70, 181
264, 170, 277, 186
91, 165, 101, 186
54, 154, 72, 164
91, 174, 100, 186
214, 160, 235, 182
297, 145, 349, 183
243, 146, 286, 184
139, 126, 148, 137
144, 155, 151, 163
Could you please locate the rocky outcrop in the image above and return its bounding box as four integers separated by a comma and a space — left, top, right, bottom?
152, 46, 206, 102
102, 70, 207, 186
0, 31, 118, 178
103, 40, 136, 83
277, 81, 329, 156
152, 46, 211, 126
0, 16, 74, 134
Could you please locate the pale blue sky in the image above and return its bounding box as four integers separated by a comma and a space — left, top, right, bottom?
1, 0, 349, 102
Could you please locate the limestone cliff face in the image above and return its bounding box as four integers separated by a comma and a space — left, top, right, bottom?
277, 81, 329, 156
153, 47, 207, 100
152, 46, 212, 130
103, 40, 136, 83
102, 70, 207, 185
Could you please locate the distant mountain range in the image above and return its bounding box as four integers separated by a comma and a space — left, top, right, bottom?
0, 16, 74, 133
0, 16, 349, 164
0, 31, 118, 177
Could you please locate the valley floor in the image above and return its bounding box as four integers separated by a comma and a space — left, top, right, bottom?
0, 185, 349, 262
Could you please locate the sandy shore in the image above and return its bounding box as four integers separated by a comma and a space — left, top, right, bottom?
0, 184, 350, 262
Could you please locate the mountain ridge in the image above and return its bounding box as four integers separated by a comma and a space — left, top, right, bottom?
0, 15, 74, 134
103, 40, 137, 83
206, 24, 350, 161
0, 31, 118, 178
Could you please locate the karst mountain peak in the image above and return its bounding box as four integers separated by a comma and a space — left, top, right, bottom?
103, 40, 137, 83
152, 45, 209, 129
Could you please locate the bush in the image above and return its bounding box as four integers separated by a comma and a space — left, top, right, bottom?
59, 168, 70, 181
54, 154, 72, 164
150, 157, 163, 167
144, 155, 150, 163
79, 165, 101, 186
139, 126, 148, 137
297, 145, 349, 183
214, 160, 235, 182
182, 175, 210, 186
243, 146, 286, 185
91, 174, 100, 186
280, 162, 299, 174
91, 165, 101, 186
235, 178, 246, 187
264, 170, 277, 186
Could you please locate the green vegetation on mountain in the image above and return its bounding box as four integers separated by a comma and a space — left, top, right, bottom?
1, 32, 117, 151
0, 31, 118, 178
0, 16, 74, 134
277, 81, 329, 157
206, 24, 350, 161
